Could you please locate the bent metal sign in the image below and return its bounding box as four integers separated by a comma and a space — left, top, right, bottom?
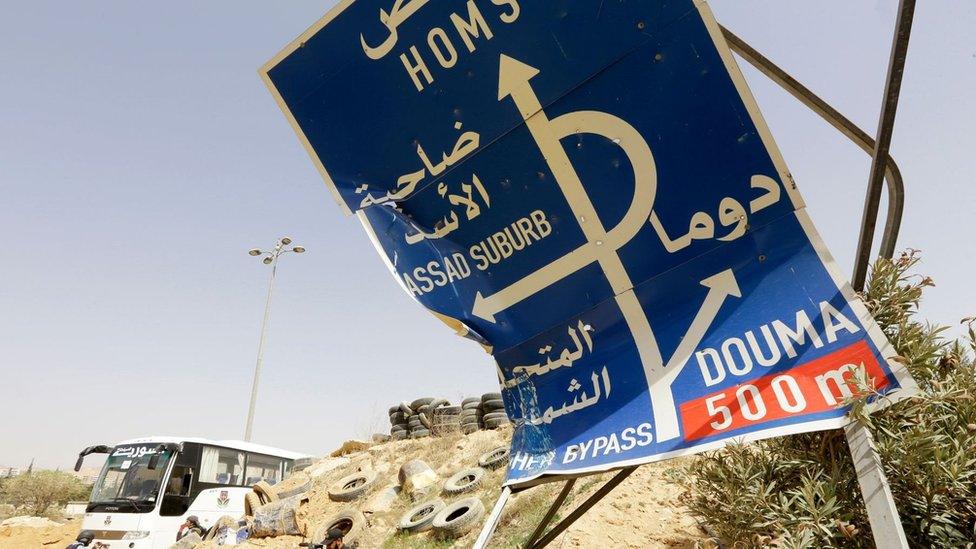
261, 0, 917, 486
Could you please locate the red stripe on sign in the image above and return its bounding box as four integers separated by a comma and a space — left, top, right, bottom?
679, 340, 889, 442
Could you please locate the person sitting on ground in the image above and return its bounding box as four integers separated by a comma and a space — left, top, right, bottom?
323, 527, 358, 549
176, 515, 206, 541
66, 530, 94, 549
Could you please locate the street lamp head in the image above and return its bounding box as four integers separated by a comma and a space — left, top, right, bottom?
263, 256, 273, 265
292, 246, 306, 254
248, 249, 262, 256
281, 237, 292, 246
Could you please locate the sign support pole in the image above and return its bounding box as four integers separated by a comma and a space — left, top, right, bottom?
524, 479, 576, 547
729, 2, 916, 543
851, 0, 916, 291
473, 486, 511, 549
527, 467, 636, 548
846, 1, 916, 546
479, 10, 919, 549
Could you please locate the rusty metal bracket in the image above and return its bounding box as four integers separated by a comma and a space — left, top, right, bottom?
526, 467, 636, 548
523, 478, 576, 548
720, 26, 906, 266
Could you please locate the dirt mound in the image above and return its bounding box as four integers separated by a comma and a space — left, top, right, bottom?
197, 427, 707, 548
0, 517, 79, 548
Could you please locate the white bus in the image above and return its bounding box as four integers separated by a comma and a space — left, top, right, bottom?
73, 436, 308, 548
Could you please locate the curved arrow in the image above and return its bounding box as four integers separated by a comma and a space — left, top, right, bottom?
474, 55, 658, 322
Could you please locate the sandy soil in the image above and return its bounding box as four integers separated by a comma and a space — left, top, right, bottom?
0, 518, 81, 548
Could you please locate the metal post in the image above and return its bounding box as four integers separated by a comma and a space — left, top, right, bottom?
844, 422, 908, 547
524, 479, 576, 548
720, 27, 906, 260
529, 467, 636, 548
244, 258, 278, 442
845, 2, 916, 547
473, 486, 511, 549
727, 17, 918, 547
243, 237, 306, 441
852, 0, 917, 290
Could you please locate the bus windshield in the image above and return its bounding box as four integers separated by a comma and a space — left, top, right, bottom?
89, 444, 172, 512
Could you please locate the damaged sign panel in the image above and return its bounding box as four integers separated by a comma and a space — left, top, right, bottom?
262, 0, 917, 486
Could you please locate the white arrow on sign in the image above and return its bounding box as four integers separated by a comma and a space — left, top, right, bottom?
490, 53, 740, 442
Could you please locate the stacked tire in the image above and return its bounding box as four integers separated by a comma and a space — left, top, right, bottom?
391, 393, 509, 439
407, 398, 433, 439
389, 405, 410, 440
390, 397, 457, 439
459, 397, 480, 435
480, 392, 510, 429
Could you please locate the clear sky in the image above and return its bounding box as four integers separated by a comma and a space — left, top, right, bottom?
1, 1, 973, 469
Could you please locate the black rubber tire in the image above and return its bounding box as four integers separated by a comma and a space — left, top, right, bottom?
481, 392, 502, 402
388, 405, 400, 416
482, 398, 505, 411
411, 397, 436, 409
244, 491, 262, 516
432, 497, 486, 537
328, 471, 378, 502
252, 480, 278, 504
391, 431, 408, 440
478, 447, 511, 470
461, 397, 481, 408
391, 425, 407, 434
398, 498, 445, 533
460, 424, 479, 435
418, 405, 432, 416
485, 417, 510, 429
312, 510, 363, 545
410, 428, 431, 438
408, 420, 423, 430
443, 467, 486, 495
277, 480, 313, 500
460, 408, 477, 418
399, 401, 414, 415
389, 411, 407, 424
460, 417, 478, 427
484, 411, 508, 422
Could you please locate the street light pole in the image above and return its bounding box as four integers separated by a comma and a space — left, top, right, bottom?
243, 237, 306, 442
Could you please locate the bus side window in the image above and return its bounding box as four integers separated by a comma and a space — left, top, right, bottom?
200, 446, 244, 485
244, 454, 285, 486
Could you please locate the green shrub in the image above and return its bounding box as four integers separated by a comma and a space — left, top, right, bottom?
0, 470, 91, 516
683, 251, 976, 547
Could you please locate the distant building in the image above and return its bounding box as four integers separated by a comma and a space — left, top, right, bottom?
0, 466, 22, 477
71, 468, 101, 485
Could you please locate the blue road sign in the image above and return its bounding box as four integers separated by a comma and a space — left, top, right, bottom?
263, 0, 917, 486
